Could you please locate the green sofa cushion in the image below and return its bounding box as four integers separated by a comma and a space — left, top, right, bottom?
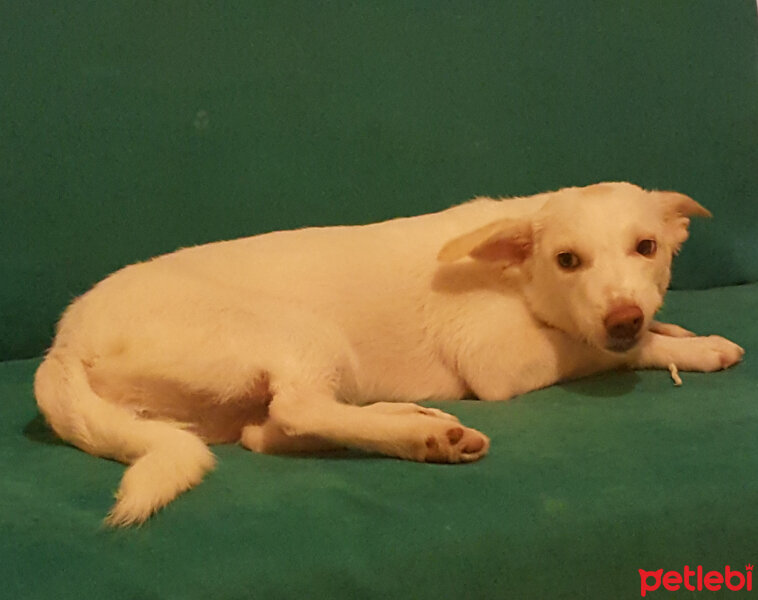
2, 284, 756, 599
3, 0, 757, 360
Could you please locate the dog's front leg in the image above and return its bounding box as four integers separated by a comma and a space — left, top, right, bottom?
454, 323, 623, 401
649, 320, 696, 338
632, 332, 744, 372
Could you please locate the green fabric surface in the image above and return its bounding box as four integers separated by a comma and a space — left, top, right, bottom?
2, 284, 757, 599
3, 0, 757, 360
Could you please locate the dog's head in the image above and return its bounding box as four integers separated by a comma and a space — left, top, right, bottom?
438, 182, 710, 354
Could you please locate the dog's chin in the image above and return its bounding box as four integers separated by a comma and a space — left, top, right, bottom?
604, 337, 640, 354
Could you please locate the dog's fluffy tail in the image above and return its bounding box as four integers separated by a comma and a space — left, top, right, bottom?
34, 349, 216, 526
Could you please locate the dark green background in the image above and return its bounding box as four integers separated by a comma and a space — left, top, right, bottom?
2, 0, 757, 360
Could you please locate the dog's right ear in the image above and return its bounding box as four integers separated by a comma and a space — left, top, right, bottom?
437, 218, 533, 266
654, 191, 712, 254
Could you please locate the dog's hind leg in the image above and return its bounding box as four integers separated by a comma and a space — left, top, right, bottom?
266, 382, 489, 463
43, 289, 350, 524
240, 402, 460, 455
240, 421, 342, 455
362, 402, 460, 421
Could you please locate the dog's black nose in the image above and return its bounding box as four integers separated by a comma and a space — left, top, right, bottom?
604, 304, 644, 341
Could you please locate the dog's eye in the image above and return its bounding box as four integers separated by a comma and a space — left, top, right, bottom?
556, 251, 581, 270
636, 239, 657, 257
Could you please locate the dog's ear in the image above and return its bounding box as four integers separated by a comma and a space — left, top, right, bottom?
437, 218, 533, 266
655, 191, 712, 253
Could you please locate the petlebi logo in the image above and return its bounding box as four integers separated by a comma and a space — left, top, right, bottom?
639, 564, 753, 596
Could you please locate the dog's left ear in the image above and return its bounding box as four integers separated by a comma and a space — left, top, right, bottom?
655, 191, 712, 253
437, 218, 533, 266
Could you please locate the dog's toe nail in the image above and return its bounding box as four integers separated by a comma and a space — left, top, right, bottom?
446, 427, 464, 444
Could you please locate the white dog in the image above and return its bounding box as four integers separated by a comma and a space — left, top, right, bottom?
34, 182, 743, 526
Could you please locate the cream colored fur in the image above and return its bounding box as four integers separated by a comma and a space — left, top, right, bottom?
34, 182, 743, 526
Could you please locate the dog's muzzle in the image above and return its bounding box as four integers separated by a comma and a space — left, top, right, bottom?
604, 304, 644, 352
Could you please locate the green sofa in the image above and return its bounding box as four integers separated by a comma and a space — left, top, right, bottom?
3, 2, 756, 598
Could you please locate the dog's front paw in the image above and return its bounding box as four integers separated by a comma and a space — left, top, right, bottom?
636, 333, 744, 372
685, 335, 745, 372
657, 335, 745, 372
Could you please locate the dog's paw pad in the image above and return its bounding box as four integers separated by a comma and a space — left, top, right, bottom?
422, 426, 489, 463
446, 427, 464, 444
